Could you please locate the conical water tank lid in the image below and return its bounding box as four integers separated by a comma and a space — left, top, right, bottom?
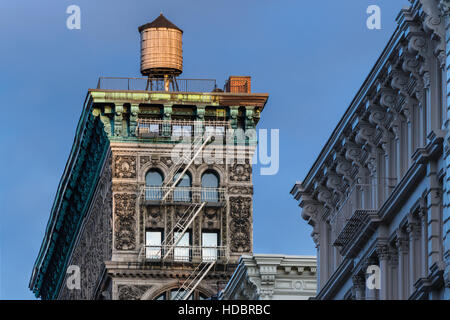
138, 14, 183, 33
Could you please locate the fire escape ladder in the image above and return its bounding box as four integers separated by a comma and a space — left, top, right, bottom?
137, 130, 224, 295
161, 134, 212, 202
173, 260, 216, 300
160, 202, 206, 260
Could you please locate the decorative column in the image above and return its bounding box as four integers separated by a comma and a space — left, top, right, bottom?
162, 104, 172, 137
438, 0, 450, 299
426, 161, 443, 268
407, 213, 421, 293
396, 230, 409, 299
129, 104, 139, 137
388, 247, 399, 300
114, 103, 124, 137
195, 105, 205, 138
364, 257, 379, 300
351, 273, 366, 300
376, 243, 390, 300
418, 203, 429, 278
245, 106, 255, 129
402, 98, 417, 168
229, 106, 239, 129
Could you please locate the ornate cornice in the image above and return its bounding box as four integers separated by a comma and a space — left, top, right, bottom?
30, 102, 111, 299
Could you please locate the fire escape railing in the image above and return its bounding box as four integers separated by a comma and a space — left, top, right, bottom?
330, 179, 397, 248
144, 245, 228, 262
144, 186, 226, 203
137, 131, 229, 300
136, 119, 230, 139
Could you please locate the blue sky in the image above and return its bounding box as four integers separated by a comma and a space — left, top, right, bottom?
0, 0, 409, 299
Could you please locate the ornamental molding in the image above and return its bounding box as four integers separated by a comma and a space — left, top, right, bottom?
376, 242, 390, 261
325, 171, 345, 199
344, 140, 364, 167
118, 285, 152, 300
420, 0, 446, 66
229, 196, 252, 253
368, 103, 389, 128
379, 87, 398, 111
114, 193, 137, 251
355, 120, 377, 147
229, 161, 251, 182
395, 230, 409, 253
390, 68, 410, 95
114, 155, 137, 179
317, 185, 334, 210
228, 185, 253, 195
335, 155, 356, 184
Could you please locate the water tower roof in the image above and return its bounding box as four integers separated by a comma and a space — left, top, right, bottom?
138, 14, 183, 33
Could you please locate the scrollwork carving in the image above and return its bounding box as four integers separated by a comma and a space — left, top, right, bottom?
114, 193, 137, 250
118, 285, 152, 300
114, 155, 136, 179
228, 186, 253, 195
229, 196, 252, 252
229, 161, 251, 182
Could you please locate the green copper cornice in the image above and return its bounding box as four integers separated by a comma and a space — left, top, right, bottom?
30, 95, 110, 300
89, 90, 220, 105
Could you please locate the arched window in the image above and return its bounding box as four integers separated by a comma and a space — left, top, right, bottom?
145, 169, 164, 200
173, 171, 192, 202
201, 171, 219, 202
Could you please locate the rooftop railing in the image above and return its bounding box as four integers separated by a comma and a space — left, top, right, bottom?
145, 245, 228, 262
96, 77, 218, 92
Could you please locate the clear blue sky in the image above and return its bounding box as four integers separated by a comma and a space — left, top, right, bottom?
0, 0, 409, 299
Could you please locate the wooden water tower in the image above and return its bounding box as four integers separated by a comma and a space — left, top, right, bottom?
138, 14, 183, 91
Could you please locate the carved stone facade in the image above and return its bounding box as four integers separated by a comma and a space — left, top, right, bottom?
291, 0, 449, 300
229, 196, 252, 253
114, 193, 137, 251
117, 285, 152, 300
114, 155, 137, 179
58, 155, 113, 300
220, 255, 317, 300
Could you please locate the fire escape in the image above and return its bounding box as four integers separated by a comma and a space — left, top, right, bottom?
137, 119, 229, 300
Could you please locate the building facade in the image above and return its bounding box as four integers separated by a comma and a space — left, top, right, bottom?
291, 0, 450, 299
29, 15, 269, 300
220, 255, 317, 300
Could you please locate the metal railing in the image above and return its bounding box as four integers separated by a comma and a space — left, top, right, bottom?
144, 245, 228, 262
144, 187, 225, 203
137, 119, 230, 138
96, 77, 217, 92
330, 179, 396, 247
